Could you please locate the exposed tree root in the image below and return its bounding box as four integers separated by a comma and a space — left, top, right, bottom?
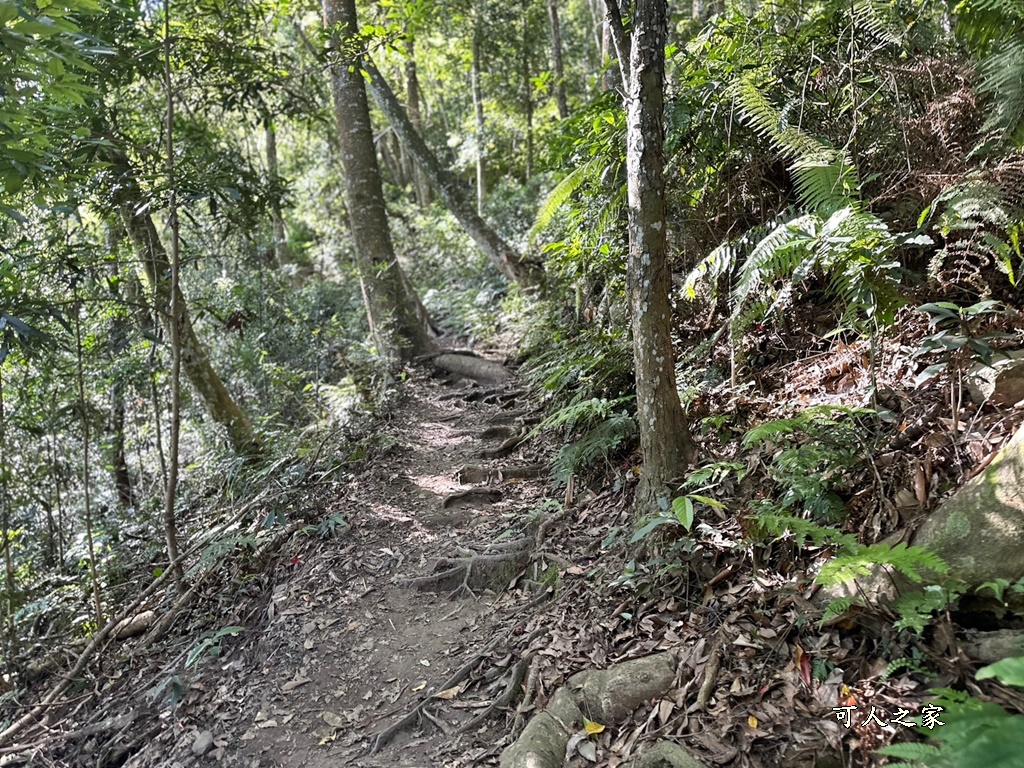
456, 463, 547, 485
430, 352, 512, 386
479, 435, 523, 459
368, 639, 499, 754
442, 487, 503, 508
405, 549, 530, 599
455, 653, 532, 734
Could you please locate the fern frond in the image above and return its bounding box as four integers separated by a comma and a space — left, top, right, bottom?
979, 36, 1024, 146
876, 742, 941, 761
816, 542, 948, 587
731, 77, 861, 211
529, 159, 599, 244
852, 0, 906, 46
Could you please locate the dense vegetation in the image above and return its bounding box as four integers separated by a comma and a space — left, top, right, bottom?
2, 0, 1024, 765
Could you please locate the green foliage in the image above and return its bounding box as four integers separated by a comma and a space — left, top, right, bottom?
185, 625, 245, 670
816, 543, 948, 588
751, 509, 857, 548
744, 406, 872, 522
921, 180, 1024, 288
877, 666, 1024, 768
891, 584, 963, 634
551, 411, 636, 485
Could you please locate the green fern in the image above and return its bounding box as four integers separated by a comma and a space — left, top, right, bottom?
821, 596, 855, 625
750, 509, 857, 548
816, 542, 948, 587
881, 656, 930, 680
551, 412, 636, 484
731, 77, 861, 212
528, 159, 598, 244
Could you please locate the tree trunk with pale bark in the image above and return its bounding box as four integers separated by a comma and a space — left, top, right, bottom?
547, 0, 569, 119
617, 0, 697, 514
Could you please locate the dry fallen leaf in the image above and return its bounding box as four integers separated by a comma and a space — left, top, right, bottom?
281, 676, 311, 692
583, 717, 605, 735
433, 685, 462, 700
411, 682, 427, 693
321, 711, 345, 728
748, 715, 759, 728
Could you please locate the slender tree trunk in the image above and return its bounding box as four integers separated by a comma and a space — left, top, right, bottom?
323, 0, 437, 366
162, 0, 184, 591
0, 371, 14, 647
523, 15, 534, 181
547, 0, 569, 119
472, 0, 486, 214
106, 225, 134, 512
620, 0, 696, 514
405, 38, 432, 206
73, 295, 104, 627
108, 150, 261, 456
265, 119, 292, 267
363, 61, 543, 288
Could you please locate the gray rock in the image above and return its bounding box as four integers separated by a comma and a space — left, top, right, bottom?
630, 741, 709, 768
966, 350, 1024, 406
191, 730, 214, 757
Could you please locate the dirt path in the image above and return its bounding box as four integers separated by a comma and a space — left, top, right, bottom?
170, 374, 547, 768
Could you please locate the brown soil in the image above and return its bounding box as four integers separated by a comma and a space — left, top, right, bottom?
75, 373, 553, 768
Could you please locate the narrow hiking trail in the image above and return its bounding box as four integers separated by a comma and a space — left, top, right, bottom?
123, 369, 553, 768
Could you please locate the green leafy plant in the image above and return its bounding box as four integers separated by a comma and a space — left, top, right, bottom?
744, 406, 872, 523
877, 656, 1024, 768
185, 625, 245, 670
915, 299, 1010, 430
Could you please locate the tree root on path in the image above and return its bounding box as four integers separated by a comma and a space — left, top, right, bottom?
456, 463, 547, 485
368, 639, 500, 754
479, 435, 523, 459
442, 488, 503, 509
455, 653, 532, 735
404, 548, 531, 599
498, 653, 710, 768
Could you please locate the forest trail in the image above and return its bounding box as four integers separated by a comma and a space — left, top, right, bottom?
131, 369, 550, 768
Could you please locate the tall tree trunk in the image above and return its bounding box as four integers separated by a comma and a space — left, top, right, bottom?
619, 0, 696, 514
108, 150, 261, 456
523, 15, 534, 181
105, 224, 134, 512
405, 38, 432, 206
547, 0, 569, 119
162, 0, 184, 592
472, 0, 486, 214
265, 119, 292, 268
323, 0, 437, 366
363, 61, 542, 288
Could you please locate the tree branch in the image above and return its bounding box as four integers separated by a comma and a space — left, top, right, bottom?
602, 0, 631, 95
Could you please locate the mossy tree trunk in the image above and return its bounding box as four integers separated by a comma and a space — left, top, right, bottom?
108, 150, 261, 457
323, 0, 437, 367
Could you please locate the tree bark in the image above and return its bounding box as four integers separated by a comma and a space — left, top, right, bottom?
603, 0, 632, 95
107, 150, 261, 457
472, 0, 486, 214
405, 38, 432, 206
264, 119, 292, 268
363, 61, 542, 288
523, 15, 534, 181
105, 224, 134, 512
323, 0, 437, 366
547, 0, 569, 119
622, 0, 695, 514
